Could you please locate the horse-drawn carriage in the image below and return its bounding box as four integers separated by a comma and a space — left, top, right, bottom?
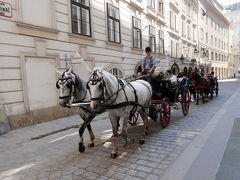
56, 68, 190, 158
188, 71, 219, 105
149, 75, 190, 127
127, 73, 190, 128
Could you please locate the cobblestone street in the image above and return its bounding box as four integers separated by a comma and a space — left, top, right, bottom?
0, 80, 240, 180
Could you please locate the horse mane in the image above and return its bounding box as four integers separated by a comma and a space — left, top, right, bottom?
73, 71, 86, 89
93, 67, 119, 96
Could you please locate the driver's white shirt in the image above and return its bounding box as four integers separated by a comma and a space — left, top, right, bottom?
170, 75, 177, 83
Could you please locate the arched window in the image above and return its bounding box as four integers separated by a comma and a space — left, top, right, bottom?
109, 68, 123, 79
170, 63, 180, 75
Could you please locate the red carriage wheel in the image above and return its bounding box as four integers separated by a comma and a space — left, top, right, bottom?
182, 89, 190, 116
128, 112, 139, 125
160, 98, 171, 128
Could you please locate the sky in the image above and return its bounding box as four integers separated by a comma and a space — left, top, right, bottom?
217, 0, 240, 6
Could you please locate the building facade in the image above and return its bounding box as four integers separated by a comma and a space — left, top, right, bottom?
0, 0, 231, 129
0, 0, 169, 129
197, 0, 230, 79
164, 0, 198, 75
224, 2, 240, 78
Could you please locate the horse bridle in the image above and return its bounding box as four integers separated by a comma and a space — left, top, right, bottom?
56, 73, 75, 99
87, 71, 106, 102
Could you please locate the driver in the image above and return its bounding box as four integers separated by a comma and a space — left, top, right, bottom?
141, 47, 157, 82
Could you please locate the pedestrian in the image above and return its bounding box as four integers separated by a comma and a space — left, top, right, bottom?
141, 47, 157, 82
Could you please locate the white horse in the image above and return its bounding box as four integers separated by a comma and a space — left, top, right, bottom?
87, 67, 152, 158
56, 69, 101, 153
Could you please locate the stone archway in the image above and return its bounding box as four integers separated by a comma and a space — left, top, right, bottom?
171, 63, 180, 75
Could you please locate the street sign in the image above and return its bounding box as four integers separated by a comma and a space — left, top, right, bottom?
0, 1, 12, 18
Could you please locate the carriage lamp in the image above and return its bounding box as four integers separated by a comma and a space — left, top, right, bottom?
180, 54, 185, 60
203, 51, 207, 57
194, 48, 199, 54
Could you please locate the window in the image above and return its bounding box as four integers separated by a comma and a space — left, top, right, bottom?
193, 28, 196, 41
159, 30, 164, 54
132, 17, 142, 49
158, 1, 163, 15
200, 28, 204, 40
218, 39, 220, 48
182, 21, 186, 36
170, 11, 176, 31
206, 33, 208, 43
211, 51, 214, 60
187, 25, 191, 39
149, 25, 156, 52
206, 15, 208, 25
211, 18, 213, 28
215, 37, 217, 46
149, 0, 155, 9
176, 43, 180, 58
109, 68, 123, 79
107, 3, 121, 43
171, 40, 177, 57
201, 8, 205, 20
211, 35, 213, 45
71, 0, 91, 36
187, 4, 191, 17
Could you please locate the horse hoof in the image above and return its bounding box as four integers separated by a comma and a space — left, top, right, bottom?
139, 140, 145, 145
79, 143, 85, 153
88, 143, 94, 148
110, 153, 118, 159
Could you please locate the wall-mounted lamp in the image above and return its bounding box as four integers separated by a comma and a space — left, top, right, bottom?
194, 48, 199, 54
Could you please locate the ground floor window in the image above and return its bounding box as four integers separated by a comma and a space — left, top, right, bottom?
109, 67, 123, 79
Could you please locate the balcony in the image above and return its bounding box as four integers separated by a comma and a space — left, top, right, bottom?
129, 0, 144, 10
169, 0, 180, 13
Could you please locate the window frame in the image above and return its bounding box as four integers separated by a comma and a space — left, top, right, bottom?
159, 29, 164, 54
109, 67, 123, 79
158, 0, 163, 15
132, 16, 142, 49
149, 25, 156, 52
149, 0, 155, 9
170, 11, 176, 31
107, 3, 121, 44
71, 0, 92, 37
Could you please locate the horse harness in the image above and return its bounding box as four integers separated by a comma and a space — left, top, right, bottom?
56, 71, 87, 103
87, 71, 151, 122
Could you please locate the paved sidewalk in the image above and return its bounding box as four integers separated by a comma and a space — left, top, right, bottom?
0, 112, 112, 180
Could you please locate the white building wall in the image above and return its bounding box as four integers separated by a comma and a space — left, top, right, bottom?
0, 0, 168, 128
224, 9, 240, 77
198, 0, 229, 79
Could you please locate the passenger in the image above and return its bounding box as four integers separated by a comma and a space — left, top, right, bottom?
141, 47, 157, 82
165, 70, 178, 102
166, 70, 177, 84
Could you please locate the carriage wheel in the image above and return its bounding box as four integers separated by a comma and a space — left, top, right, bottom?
215, 82, 219, 96
129, 112, 139, 125
160, 98, 171, 128
182, 89, 190, 116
